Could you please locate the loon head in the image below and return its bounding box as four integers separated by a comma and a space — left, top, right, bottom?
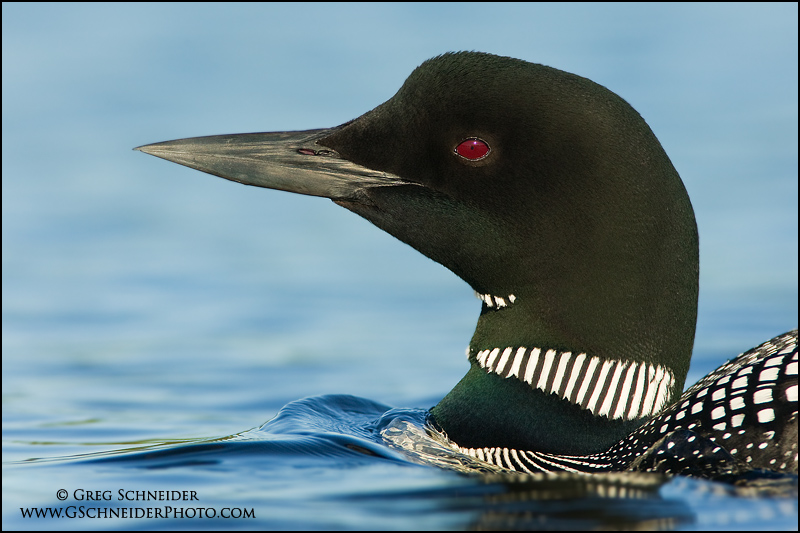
137, 52, 699, 456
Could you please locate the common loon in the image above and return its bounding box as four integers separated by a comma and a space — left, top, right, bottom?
136, 52, 798, 477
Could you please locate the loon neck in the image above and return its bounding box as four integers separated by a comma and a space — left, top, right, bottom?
432, 283, 696, 453
468, 288, 693, 385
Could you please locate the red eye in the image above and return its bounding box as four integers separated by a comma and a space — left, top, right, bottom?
455, 138, 490, 160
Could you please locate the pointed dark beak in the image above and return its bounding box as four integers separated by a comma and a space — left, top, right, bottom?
135, 128, 407, 200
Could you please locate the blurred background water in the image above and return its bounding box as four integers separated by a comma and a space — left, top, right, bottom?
2, 3, 797, 530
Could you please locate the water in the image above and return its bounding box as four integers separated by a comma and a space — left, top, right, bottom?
5, 395, 798, 529
3, 4, 797, 530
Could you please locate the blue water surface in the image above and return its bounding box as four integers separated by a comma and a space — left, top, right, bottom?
3, 3, 798, 530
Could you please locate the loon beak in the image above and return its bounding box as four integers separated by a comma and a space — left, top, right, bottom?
135, 128, 407, 200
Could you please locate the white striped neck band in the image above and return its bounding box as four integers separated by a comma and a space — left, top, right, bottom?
474, 291, 516, 309
470, 345, 675, 421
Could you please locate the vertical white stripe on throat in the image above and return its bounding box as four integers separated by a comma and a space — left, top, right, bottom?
470, 345, 675, 421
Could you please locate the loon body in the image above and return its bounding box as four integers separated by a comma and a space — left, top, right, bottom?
136, 52, 798, 476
